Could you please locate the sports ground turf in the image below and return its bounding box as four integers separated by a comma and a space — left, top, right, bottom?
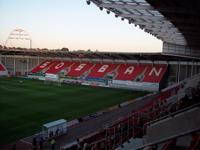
0, 77, 148, 145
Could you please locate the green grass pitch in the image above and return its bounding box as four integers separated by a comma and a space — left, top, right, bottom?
0, 77, 148, 145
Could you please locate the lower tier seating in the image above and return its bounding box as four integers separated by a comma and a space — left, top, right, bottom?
29, 60, 168, 84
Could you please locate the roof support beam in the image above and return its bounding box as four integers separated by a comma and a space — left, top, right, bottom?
99, 3, 152, 11
119, 13, 164, 20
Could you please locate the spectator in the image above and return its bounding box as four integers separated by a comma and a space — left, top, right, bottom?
55, 128, 60, 136
179, 87, 193, 108
76, 138, 81, 150
50, 138, 56, 150
12, 143, 16, 150
192, 88, 200, 104
169, 102, 177, 113
49, 131, 53, 138
32, 137, 37, 150
83, 142, 88, 150
39, 137, 44, 149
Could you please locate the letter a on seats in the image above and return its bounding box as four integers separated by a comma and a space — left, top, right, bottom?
149, 67, 162, 76
124, 66, 135, 75
98, 65, 109, 73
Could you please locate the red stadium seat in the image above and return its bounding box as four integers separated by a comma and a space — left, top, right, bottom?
189, 134, 200, 150
67, 62, 93, 77
45, 61, 73, 74
115, 64, 145, 81
0, 63, 6, 71
143, 64, 167, 83
162, 138, 177, 150
87, 63, 118, 78
0, 63, 8, 76
31, 60, 54, 73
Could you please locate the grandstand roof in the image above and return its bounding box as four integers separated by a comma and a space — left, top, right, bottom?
88, 0, 200, 55
147, 0, 200, 47
1, 48, 200, 62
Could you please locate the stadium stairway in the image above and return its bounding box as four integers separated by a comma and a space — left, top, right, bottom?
106, 63, 120, 79
80, 63, 96, 79
67, 62, 93, 77
133, 65, 147, 82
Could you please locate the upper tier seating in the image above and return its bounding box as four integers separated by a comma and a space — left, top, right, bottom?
67, 62, 93, 77
45, 61, 73, 74
87, 63, 118, 78
31, 60, 54, 73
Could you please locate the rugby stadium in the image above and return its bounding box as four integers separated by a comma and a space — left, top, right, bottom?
0, 0, 200, 150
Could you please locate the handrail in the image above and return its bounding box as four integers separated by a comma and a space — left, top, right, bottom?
137, 128, 200, 150
144, 102, 200, 127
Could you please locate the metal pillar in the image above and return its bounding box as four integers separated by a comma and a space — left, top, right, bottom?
186, 64, 188, 78
191, 62, 194, 77
14, 57, 16, 76
26, 58, 29, 75
37, 56, 40, 65
177, 62, 180, 83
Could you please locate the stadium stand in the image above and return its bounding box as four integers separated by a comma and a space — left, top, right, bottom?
1, 49, 199, 149
29, 60, 168, 91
